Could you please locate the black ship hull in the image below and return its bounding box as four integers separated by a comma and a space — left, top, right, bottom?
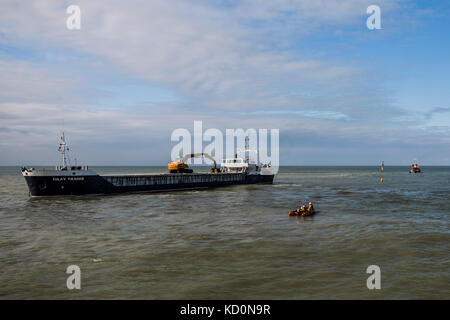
24, 173, 274, 197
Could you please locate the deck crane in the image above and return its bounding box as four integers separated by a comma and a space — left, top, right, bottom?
168, 153, 219, 173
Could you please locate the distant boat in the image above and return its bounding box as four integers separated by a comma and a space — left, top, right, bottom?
409, 160, 421, 174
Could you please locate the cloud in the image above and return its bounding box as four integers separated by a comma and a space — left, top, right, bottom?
0, 0, 391, 114
0, 0, 449, 165
424, 107, 450, 120
0, 60, 72, 104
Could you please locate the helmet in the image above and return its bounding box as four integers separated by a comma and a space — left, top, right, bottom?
309, 202, 312, 204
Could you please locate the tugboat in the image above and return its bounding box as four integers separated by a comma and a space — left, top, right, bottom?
409, 160, 421, 173
21, 133, 275, 197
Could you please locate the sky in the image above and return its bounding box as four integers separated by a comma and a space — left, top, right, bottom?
0, 0, 449, 166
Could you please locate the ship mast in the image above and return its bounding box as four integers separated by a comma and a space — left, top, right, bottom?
245, 136, 249, 163
244, 136, 258, 164
58, 132, 68, 168
236, 136, 257, 164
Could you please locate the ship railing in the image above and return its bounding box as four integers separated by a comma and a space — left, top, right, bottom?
55, 165, 89, 171
222, 158, 247, 164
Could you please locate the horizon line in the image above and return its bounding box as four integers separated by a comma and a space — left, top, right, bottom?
3, 164, 450, 167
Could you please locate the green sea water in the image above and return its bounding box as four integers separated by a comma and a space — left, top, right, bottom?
0, 166, 448, 299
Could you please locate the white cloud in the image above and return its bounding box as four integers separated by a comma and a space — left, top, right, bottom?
0, 0, 448, 164
0, 0, 384, 113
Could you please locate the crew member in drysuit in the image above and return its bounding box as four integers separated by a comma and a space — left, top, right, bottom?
297, 202, 306, 214
305, 202, 314, 214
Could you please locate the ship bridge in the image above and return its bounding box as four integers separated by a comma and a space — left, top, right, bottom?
220, 158, 261, 174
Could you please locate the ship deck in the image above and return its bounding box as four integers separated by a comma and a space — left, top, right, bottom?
100, 172, 225, 176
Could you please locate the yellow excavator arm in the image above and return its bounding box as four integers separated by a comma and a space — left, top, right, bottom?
181, 153, 217, 168
168, 153, 218, 173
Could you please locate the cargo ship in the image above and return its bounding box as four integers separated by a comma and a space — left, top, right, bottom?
21, 133, 275, 197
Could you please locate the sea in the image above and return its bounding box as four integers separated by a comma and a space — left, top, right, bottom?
0, 166, 448, 299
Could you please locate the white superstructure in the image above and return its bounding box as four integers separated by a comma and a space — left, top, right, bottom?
220, 137, 272, 175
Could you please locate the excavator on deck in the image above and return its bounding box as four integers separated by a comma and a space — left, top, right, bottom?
168, 153, 220, 173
